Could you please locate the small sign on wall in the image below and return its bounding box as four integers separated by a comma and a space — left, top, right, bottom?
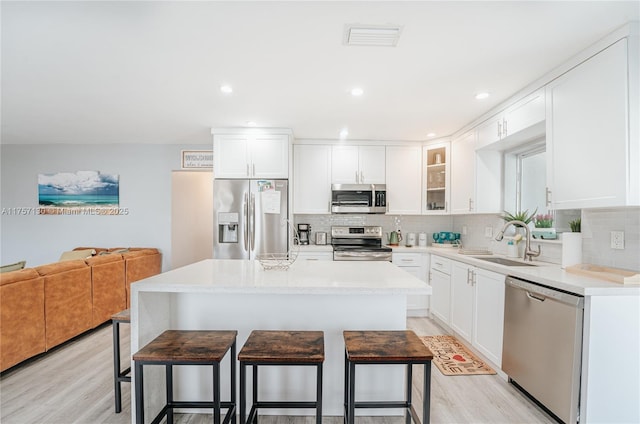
182, 150, 213, 169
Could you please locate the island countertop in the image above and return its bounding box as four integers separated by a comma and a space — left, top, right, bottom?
132, 258, 432, 295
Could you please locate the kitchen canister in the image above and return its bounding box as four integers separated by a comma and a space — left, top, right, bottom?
562, 232, 582, 269
418, 232, 427, 247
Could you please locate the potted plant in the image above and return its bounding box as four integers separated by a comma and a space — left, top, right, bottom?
502, 208, 537, 224
563, 218, 582, 268
532, 212, 557, 240
569, 218, 581, 232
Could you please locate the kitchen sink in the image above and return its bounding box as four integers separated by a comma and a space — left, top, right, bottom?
475, 257, 537, 267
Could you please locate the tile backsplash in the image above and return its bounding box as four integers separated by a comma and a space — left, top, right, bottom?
293, 214, 452, 244
296, 207, 640, 271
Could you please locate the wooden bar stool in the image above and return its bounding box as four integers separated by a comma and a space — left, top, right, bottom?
133, 330, 237, 424
238, 330, 324, 424
112, 309, 131, 413
343, 330, 434, 424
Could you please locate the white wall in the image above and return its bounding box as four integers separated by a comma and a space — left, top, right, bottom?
1, 143, 205, 270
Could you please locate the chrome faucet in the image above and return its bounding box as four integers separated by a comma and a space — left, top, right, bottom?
495, 220, 541, 261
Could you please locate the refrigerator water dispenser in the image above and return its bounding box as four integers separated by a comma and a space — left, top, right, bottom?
218, 212, 239, 243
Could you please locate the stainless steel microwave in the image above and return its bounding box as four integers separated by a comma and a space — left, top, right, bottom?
331, 184, 387, 214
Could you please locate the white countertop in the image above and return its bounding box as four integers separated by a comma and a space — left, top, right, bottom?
133, 259, 431, 295
426, 247, 640, 296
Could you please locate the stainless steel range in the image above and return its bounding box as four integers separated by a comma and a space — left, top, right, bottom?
331, 226, 392, 261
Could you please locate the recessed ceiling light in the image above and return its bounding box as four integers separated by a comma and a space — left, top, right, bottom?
246, 121, 256, 127
475, 92, 490, 100
220, 85, 233, 94
350, 87, 364, 96
427, 132, 437, 138
339, 128, 349, 139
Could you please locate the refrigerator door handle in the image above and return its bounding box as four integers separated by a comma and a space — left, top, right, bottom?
243, 192, 249, 251
250, 193, 256, 251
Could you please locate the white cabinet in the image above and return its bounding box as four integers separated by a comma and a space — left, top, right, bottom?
293, 145, 331, 214
213, 133, 289, 179
473, 268, 505, 366
476, 90, 545, 149
393, 251, 429, 317
296, 251, 333, 261
451, 132, 502, 215
386, 146, 422, 215
422, 143, 450, 214
332, 145, 385, 184
546, 38, 639, 209
450, 261, 474, 341
450, 132, 476, 214
429, 255, 451, 323
449, 259, 506, 366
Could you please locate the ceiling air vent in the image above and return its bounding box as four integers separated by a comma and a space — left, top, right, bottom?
344, 24, 403, 47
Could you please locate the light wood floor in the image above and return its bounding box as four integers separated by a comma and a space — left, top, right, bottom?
0, 318, 554, 424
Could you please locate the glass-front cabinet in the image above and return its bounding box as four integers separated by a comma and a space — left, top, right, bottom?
423, 142, 450, 214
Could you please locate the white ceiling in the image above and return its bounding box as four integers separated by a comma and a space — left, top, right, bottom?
1, 1, 638, 144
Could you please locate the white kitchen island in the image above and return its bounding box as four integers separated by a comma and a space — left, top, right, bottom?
130, 259, 431, 421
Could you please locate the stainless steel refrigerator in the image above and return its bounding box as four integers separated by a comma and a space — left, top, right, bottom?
213, 179, 289, 259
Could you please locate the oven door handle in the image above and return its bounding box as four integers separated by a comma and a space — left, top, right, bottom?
334, 251, 392, 261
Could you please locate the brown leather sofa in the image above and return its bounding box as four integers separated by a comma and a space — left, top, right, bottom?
0, 247, 161, 372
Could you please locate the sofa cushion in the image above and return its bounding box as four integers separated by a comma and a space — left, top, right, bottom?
0, 260, 27, 273
59, 249, 96, 262
0, 268, 40, 286
85, 254, 122, 265
35, 260, 88, 276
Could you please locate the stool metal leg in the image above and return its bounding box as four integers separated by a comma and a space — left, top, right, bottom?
166, 364, 174, 424
348, 361, 355, 424
230, 341, 237, 422
423, 362, 431, 424
113, 320, 122, 413
405, 364, 413, 424
135, 362, 144, 424
343, 351, 348, 424
252, 365, 258, 424
316, 363, 323, 424
240, 362, 246, 424
213, 362, 221, 424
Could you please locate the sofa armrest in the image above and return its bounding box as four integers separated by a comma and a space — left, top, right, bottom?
0, 269, 46, 371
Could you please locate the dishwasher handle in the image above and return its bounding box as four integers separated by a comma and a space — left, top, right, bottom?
506, 276, 584, 308
526, 291, 546, 302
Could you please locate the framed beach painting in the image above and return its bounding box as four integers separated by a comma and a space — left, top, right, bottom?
38, 171, 120, 215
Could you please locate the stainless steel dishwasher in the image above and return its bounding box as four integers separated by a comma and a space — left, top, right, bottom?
503, 276, 584, 424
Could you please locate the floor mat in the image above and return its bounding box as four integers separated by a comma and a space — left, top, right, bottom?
421, 335, 496, 376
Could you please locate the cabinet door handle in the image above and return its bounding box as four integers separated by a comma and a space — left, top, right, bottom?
468, 198, 474, 212
252, 163, 256, 177
503, 119, 508, 137
497, 121, 502, 138
360, 171, 364, 183
355, 171, 359, 183
545, 187, 552, 207
246, 164, 250, 177
401, 259, 413, 262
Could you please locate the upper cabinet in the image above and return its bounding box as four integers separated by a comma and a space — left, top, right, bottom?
293, 144, 331, 214
450, 132, 476, 214
332, 145, 385, 184
386, 145, 422, 215
451, 131, 502, 215
477, 90, 545, 150
546, 37, 639, 209
213, 132, 289, 179
423, 143, 450, 214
